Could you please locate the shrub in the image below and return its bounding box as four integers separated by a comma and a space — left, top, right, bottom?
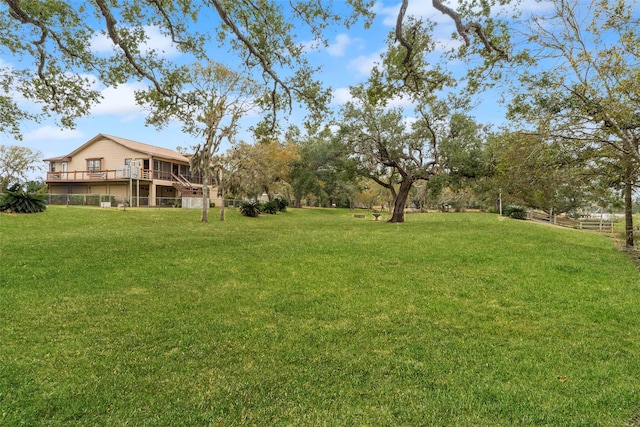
261, 200, 278, 215
239, 201, 261, 217
274, 197, 289, 212
503, 205, 528, 220
0, 184, 47, 213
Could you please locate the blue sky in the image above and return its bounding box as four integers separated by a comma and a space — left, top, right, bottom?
4, 0, 552, 179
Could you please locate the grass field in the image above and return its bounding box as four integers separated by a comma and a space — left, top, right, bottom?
2, 206, 640, 426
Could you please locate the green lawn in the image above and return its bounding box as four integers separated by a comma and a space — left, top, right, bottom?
2, 206, 640, 426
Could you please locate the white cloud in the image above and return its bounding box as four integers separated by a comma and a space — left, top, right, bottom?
301, 33, 362, 56
91, 26, 180, 57
348, 49, 385, 76
402, 116, 419, 132
434, 36, 464, 52
327, 34, 356, 57
374, 0, 556, 31
300, 39, 321, 53
332, 87, 414, 110
387, 95, 415, 109
516, 0, 555, 14
331, 87, 354, 105
374, 0, 456, 27
91, 32, 116, 53
90, 82, 147, 117
23, 126, 85, 142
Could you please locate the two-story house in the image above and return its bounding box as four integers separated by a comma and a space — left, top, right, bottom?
45, 134, 218, 207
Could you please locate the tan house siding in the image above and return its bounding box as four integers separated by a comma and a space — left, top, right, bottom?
44, 134, 220, 207
68, 138, 143, 171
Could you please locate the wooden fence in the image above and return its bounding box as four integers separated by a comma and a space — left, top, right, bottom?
529, 210, 615, 232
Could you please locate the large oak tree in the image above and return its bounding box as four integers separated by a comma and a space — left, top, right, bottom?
0, 0, 374, 137
509, 0, 640, 248
137, 61, 259, 222
0, 145, 43, 192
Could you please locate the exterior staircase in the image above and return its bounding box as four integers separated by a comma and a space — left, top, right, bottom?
171, 173, 203, 197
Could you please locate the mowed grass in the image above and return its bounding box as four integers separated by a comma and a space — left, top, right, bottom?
1, 206, 640, 426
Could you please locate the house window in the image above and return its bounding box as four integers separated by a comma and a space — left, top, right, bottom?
50, 162, 56, 172
87, 159, 101, 172
125, 158, 132, 166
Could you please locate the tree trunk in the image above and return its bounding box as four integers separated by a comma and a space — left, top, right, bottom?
624, 178, 634, 249
219, 191, 226, 221
388, 179, 413, 223
201, 174, 209, 223
217, 170, 225, 221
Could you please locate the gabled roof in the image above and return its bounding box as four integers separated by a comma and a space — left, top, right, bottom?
47, 133, 190, 163
42, 155, 71, 162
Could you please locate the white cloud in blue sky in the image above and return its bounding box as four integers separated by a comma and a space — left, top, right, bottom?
90, 83, 147, 117
91, 25, 181, 57
24, 126, 85, 143
327, 34, 360, 57
348, 48, 385, 77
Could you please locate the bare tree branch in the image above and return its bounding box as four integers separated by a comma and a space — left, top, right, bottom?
431, 0, 509, 59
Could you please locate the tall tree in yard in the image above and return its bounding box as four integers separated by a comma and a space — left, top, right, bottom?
435, 114, 493, 210
509, 0, 640, 249
0, 145, 43, 192
336, 0, 514, 223
137, 61, 259, 222
339, 28, 501, 220
339, 84, 442, 223
227, 140, 298, 203
490, 131, 596, 216
289, 131, 358, 208
211, 153, 245, 222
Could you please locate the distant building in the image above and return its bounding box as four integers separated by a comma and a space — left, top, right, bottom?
44, 133, 219, 207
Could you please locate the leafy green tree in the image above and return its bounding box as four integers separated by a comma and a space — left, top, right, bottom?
0, 145, 44, 192
289, 131, 357, 208
490, 132, 594, 216
435, 114, 495, 210
211, 152, 244, 221
509, 0, 640, 248
339, 81, 449, 222
225, 140, 298, 203
24, 180, 47, 194
137, 61, 259, 222
0, 0, 373, 137
337, 0, 517, 223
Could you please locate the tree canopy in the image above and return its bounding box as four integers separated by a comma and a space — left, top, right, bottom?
0, 0, 374, 138
509, 0, 640, 247
0, 145, 43, 192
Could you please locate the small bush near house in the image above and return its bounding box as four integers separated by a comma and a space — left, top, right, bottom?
261, 200, 278, 215
275, 197, 289, 212
503, 205, 528, 220
239, 201, 261, 217
0, 184, 47, 213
